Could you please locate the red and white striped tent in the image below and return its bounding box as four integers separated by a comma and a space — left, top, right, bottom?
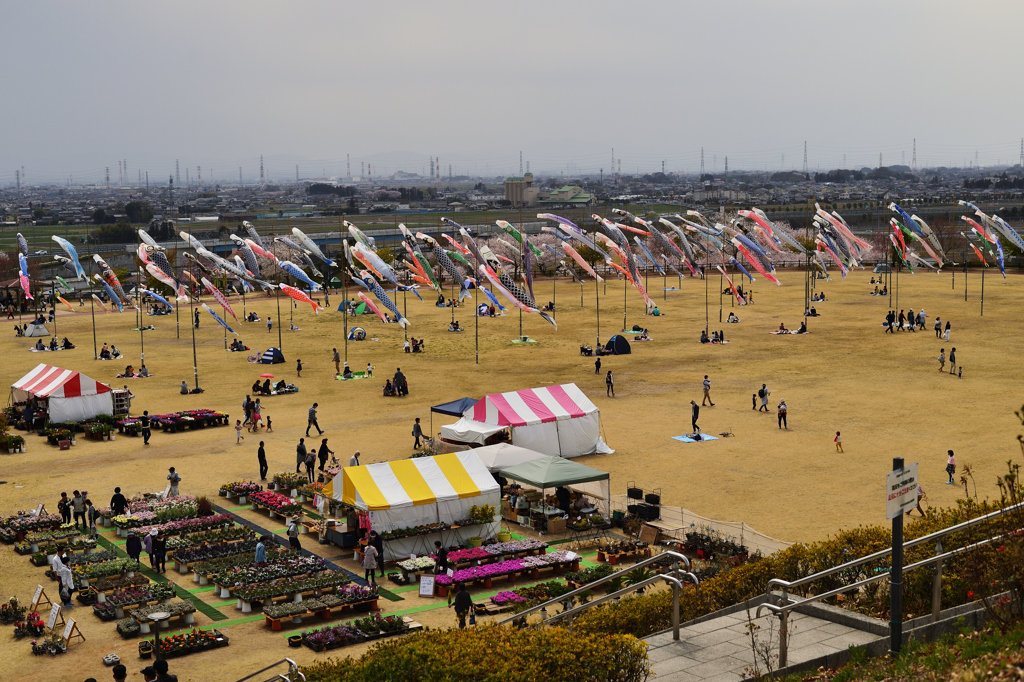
11, 363, 113, 423
445, 383, 612, 458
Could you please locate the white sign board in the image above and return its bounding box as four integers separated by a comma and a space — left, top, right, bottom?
418, 575, 435, 598
62, 618, 75, 640
31, 585, 43, 609
46, 603, 61, 629
886, 463, 919, 520
34, 504, 44, 517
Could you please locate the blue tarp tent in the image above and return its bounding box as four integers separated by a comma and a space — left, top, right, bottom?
430, 397, 479, 439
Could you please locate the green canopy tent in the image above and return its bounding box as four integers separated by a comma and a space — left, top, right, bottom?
499, 456, 610, 520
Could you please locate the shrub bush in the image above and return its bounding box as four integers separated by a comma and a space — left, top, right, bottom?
302, 625, 649, 682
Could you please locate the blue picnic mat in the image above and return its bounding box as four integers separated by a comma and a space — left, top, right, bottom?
671, 434, 720, 443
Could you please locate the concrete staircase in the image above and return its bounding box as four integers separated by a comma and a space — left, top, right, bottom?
644, 597, 885, 681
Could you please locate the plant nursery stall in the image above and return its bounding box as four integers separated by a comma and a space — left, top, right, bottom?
10, 363, 113, 423
500, 456, 612, 530
323, 451, 500, 561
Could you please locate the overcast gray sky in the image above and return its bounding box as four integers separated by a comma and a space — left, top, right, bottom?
5, 1, 1023, 183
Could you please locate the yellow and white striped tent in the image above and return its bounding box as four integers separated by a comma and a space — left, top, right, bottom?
323, 451, 500, 533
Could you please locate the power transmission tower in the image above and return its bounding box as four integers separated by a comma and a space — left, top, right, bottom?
260, 156, 265, 187
1019, 138, 1023, 166
520, 151, 523, 175
912, 139, 917, 171
106, 167, 110, 188
724, 156, 728, 174
296, 165, 299, 181
700, 148, 704, 176
802, 142, 808, 173
879, 152, 883, 168
176, 160, 180, 184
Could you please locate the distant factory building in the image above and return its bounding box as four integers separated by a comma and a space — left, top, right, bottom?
504, 173, 593, 207
504, 173, 539, 207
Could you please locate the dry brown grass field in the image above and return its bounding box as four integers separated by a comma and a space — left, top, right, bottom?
1, 266, 1020, 681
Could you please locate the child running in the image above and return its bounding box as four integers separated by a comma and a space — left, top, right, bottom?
834, 431, 843, 453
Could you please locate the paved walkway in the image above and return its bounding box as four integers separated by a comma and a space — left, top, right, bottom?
645, 610, 879, 681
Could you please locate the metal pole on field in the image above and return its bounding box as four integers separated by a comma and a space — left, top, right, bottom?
890, 456, 905, 657
980, 267, 985, 316
91, 296, 97, 360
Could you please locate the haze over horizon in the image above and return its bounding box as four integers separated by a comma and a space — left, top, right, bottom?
5, 1, 1024, 184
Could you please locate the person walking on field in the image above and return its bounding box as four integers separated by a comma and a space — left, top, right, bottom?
296, 358, 303, 378
948, 347, 956, 375
777, 400, 788, 429
934, 317, 942, 338
938, 349, 945, 372
267, 317, 273, 334
304, 448, 316, 484
595, 357, 601, 374
295, 438, 307, 474
758, 384, 770, 412
141, 410, 151, 445
690, 400, 700, 433
944, 320, 951, 341
702, 375, 714, 406
306, 403, 323, 436
257, 441, 268, 481
412, 418, 423, 449
834, 431, 843, 453
167, 467, 181, 496
945, 450, 956, 484
349, 450, 361, 467
897, 310, 906, 331
235, 419, 244, 444
318, 438, 334, 473
605, 370, 614, 397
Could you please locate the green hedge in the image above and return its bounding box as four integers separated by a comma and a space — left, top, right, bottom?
574, 497, 1006, 639
302, 625, 649, 682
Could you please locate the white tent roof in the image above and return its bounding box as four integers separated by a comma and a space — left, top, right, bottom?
440, 417, 508, 445
471, 443, 551, 473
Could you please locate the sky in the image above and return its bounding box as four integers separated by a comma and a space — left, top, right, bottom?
4, 1, 1024, 184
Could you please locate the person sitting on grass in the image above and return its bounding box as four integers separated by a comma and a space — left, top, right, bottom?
62, 336, 75, 349
49, 337, 58, 351
700, 330, 709, 344
726, 312, 739, 323
383, 379, 395, 397
778, 322, 788, 332
35, 339, 45, 351
139, 365, 150, 377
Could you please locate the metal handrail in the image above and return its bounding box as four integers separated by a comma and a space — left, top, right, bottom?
236, 658, 306, 682
496, 550, 691, 626
757, 526, 1021, 669
766, 500, 1024, 595
547, 569, 698, 625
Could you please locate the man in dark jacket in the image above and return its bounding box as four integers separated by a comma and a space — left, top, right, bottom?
257, 441, 268, 481
295, 438, 307, 474
393, 368, 407, 397
691, 400, 700, 433
451, 582, 474, 629
109, 487, 128, 517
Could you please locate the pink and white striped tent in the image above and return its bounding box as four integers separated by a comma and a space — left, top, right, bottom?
11, 363, 113, 423
456, 383, 612, 458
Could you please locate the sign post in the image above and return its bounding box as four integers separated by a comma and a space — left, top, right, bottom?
886, 457, 918, 657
